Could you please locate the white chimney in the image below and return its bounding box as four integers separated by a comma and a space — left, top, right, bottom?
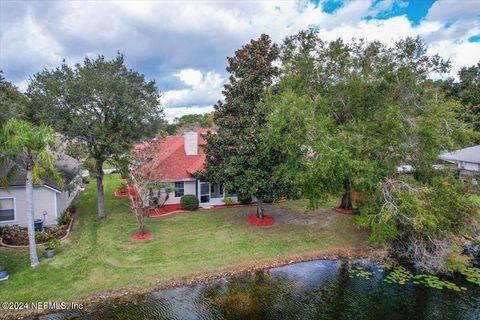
184, 131, 198, 155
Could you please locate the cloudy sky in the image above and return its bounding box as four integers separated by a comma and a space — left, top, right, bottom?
1, 0, 479, 122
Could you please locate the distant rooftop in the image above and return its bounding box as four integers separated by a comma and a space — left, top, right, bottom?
0, 154, 79, 191
439, 145, 480, 164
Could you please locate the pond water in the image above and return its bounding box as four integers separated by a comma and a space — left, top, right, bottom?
34, 260, 480, 320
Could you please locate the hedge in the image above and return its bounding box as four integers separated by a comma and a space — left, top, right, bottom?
180, 194, 199, 210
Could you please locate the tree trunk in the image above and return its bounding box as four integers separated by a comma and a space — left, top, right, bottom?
95, 160, 105, 219
339, 182, 353, 210
138, 209, 145, 236
26, 170, 39, 268
139, 218, 145, 236
256, 198, 264, 219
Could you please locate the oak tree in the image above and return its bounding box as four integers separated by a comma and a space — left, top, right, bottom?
264, 33, 477, 271
26, 54, 163, 219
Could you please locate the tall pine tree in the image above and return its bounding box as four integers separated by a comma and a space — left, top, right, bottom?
202, 34, 297, 218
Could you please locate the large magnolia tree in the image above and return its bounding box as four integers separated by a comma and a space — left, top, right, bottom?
202, 34, 299, 219
264, 33, 478, 272
26, 54, 163, 219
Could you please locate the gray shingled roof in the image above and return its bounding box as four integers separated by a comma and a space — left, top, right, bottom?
0, 155, 79, 191
439, 145, 480, 164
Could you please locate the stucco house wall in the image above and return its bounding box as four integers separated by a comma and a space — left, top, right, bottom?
163, 180, 196, 205
0, 186, 59, 227
56, 186, 81, 216
459, 161, 480, 172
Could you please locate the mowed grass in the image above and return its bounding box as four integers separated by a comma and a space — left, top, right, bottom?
0, 174, 369, 303
472, 195, 480, 208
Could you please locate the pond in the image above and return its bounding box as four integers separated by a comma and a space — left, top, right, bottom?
34, 259, 480, 320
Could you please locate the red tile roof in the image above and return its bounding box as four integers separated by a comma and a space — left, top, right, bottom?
133, 129, 214, 181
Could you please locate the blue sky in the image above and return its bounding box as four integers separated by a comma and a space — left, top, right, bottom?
1, 0, 479, 121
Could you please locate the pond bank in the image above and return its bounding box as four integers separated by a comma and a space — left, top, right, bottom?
3, 247, 386, 320
21, 256, 480, 320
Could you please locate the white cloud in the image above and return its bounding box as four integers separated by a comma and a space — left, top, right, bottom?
13, 79, 28, 93
426, 0, 480, 22
175, 69, 205, 88
160, 68, 221, 123
162, 68, 224, 108
1, 9, 63, 76
371, 0, 408, 15
428, 40, 480, 78
1, 0, 479, 108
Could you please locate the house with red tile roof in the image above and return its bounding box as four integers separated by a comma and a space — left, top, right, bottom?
133, 128, 237, 207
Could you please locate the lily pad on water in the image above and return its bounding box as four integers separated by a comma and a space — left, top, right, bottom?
348, 266, 374, 280
459, 267, 480, 286
349, 265, 468, 292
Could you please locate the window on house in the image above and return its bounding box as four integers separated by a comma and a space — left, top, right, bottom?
0, 198, 15, 222
174, 181, 185, 197
200, 182, 210, 203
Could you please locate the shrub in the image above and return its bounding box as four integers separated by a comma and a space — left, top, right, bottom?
223, 197, 234, 205
358, 175, 478, 272
180, 194, 199, 210
82, 176, 90, 184
238, 194, 252, 204
45, 238, 60, 250
58, 211, 71, 226
1, 226, 28, 245
36, 231, 51, 243
1, 225, 67, 245
45, 227, 66, 240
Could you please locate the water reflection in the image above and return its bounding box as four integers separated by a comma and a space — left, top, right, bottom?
34, 260, 480, 320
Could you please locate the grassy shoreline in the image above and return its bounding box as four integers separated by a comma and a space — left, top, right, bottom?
0, 174, 378, 318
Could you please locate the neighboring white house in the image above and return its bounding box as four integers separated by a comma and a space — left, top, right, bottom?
133, 129, 238, 208
0, 156, 81, 227
439, 145, 480, 172
439, 145, 480, 184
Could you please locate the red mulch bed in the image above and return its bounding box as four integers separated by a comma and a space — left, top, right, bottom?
131, 232, 152, 240
115, 186, 137, 197
114, 190, 128, 197
246, 214, 275, 227
149, 204, 185, 217
333, 207, 355, 215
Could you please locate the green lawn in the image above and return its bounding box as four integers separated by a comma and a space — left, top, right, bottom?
472, 195, 480, 207
0, 174, 370, 305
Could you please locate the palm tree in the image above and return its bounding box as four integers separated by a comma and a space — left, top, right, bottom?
0, 119, 62, 268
